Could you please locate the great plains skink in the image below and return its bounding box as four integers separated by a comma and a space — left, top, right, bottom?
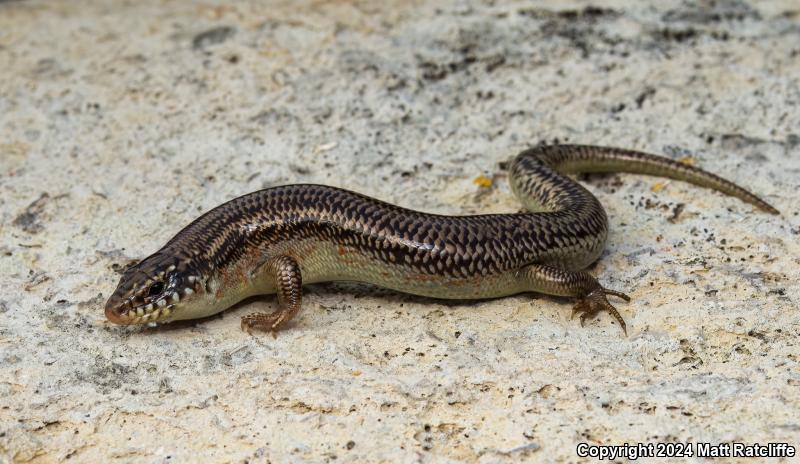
104, 145, 778, 335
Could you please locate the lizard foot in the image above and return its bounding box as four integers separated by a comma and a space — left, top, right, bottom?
240, 311, 291, 338
570, 287, 631, 336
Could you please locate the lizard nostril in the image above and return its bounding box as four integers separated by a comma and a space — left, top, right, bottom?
105, 306, 120, 323
104, 297, 125, 324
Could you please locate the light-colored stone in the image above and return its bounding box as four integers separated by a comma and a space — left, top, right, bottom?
1, 0, 798, 462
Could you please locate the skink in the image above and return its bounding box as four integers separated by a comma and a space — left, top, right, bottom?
104, 145, 778, 335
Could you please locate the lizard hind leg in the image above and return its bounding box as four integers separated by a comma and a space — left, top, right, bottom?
241, 255, 303, 335
522, 263, 631, 335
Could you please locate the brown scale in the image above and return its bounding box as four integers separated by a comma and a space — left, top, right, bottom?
105, 145, 778, 335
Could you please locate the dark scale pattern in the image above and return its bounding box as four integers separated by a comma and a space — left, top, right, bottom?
159, 144, 777, 282
160, 146, 765, 277
106, 144, 777, 332
162, 186, 540, 279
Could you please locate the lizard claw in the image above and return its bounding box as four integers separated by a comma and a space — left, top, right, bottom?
571, 286, 630, 336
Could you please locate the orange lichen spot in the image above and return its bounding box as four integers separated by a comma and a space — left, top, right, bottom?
352, 370, 362, 377
338, 246, 348, 256
651, 181, 668, 193
473, 175, 493, 188
198, 5, 232, 19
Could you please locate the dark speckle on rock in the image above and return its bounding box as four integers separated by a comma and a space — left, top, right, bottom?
192, 26, 236, 50
668, 203, 686, 223
662, 1, 762, 24
13, 193, 49, 234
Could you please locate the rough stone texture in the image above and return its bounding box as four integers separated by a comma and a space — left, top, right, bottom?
1, 0, 798, 462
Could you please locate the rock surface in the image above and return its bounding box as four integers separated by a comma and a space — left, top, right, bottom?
1, 0, 798, 462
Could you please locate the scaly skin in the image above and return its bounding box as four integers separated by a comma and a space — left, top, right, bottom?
104, 145, 778, 335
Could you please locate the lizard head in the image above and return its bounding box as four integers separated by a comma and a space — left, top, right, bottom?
104, 253, 207, 325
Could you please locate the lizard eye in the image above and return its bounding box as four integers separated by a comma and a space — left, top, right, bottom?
147, 281, 164, 297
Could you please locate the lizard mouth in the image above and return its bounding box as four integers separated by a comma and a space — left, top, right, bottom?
104, 294, 176, 325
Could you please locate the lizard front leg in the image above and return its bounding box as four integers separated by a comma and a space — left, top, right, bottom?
241, 255, 303, 334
